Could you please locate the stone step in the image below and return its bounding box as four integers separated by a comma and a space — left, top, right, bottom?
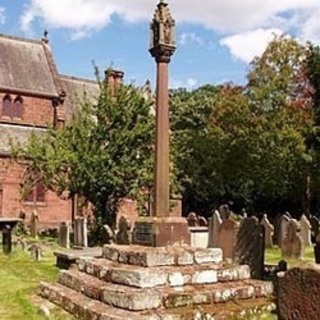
58, 269, 273, 311
40, 282, 161, 320
78, 257, 250, 288
102, 244, 223, 267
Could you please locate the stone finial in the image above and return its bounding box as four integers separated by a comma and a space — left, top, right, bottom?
149, 0, 175, 62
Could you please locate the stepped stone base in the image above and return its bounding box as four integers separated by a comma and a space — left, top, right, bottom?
40, 244, 274, 319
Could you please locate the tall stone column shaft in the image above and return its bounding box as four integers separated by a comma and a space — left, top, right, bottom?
153, 61, 170, 217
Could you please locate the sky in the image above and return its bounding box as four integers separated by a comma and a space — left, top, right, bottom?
0, 0, 320, 89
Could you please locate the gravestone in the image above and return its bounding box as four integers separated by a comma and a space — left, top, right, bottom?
315, 234, 320, 264
281, 219, 303, 259
278, 215, 290, 248
58, 222, 70, 248
218, 218, 238, 260
30, 210, 39, 238
234, 216, 265, 279
73, 217, 88, 248
300, 214, 312, 247
102, 224, 115, 244
187, 212, 199, 227
260, 214, 274, 248
310, 216, 320, 243
208, 210, 222, 248
116, 216, 131, 245
2, 224, 12, 254
198, 215, 208, 227
218, 204, 230, 221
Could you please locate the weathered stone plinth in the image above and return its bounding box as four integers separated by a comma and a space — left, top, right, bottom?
132, 217, 190, 247
40, 244, 274, 319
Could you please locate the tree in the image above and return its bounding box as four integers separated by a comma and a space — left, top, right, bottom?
12, 81, 154, 239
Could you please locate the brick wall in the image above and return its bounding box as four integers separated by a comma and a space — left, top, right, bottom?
0, 92, 53, 127
0, 158, 71, 229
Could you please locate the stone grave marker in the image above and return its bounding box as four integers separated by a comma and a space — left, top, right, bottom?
234, 216, 265, 279
73, 217, 88, 248
315, 234, 320, 264
310, 216, 319, 243
187, 212, 199, 227
30, 210, 39, 238
58, 222, 70, 248
218, 204, 230, 221
261, 214, 274, 248
208, 210, 222, 248
281, 219, 303, 259
198, 215, 208, 227
300, 214, 312, 247
218, 218, 238, 260
278, 214, 290, 248
116, 216, 131, 245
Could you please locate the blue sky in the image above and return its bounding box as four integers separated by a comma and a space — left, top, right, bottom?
0, 0, 319, 89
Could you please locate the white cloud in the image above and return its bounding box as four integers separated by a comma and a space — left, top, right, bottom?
170, 77, 197, 89
0, 7, 6, 25
179, 32, 204, 47
20, 0, 320, 59
220, 28, 284, 63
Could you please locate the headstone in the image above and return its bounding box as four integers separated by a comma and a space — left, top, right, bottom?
116, 216, 131, 245
281, 219, 303, 259
2, 224, 12, 254
315, 234, 320, 264
187, 212, 199, 227
234, 217, 265, 279
198, 215, 208, 227
73, 217, 88, 248
300, 214, 312, 247
218, 204, 230, 221
58, 222, 70, 248
260, 214, 274, 248
208, 210, 222, 248
102, 224, 115, 244
277, 265, 320, 319
218, 218, 238, 260
29, 243, 42, 261
278, 215, 290, 248
310, 216, 320, 243
30, 210, 39, 238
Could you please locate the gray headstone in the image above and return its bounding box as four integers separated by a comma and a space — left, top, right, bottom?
234, 217, 265, 279
73, 217, 88, 248
310, 216, 320, 243
208, 210, 222, 248
116, 216, 131, 245
300, 214, 312, 247
278, 215, 290, 247
58, 222, 70, 248
261, 214, 274, 248
30, 210, 39, 239
281, 219, 303, 259
218, 218, 238, 260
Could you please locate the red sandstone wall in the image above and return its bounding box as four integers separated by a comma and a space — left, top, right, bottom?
0, 92, 53, 127
0, 158, 71, 229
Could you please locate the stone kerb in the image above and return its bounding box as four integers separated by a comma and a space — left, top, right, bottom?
102, 244, 223, 267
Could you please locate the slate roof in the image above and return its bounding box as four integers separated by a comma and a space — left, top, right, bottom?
0, 34, 58, 97
60, 75, 99, 122
0, 123, 46, 155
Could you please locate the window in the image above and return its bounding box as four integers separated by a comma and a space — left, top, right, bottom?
13, 96, 23, 118
23, 182, 46, 204
1, 94, 23, 119
2, 94, 12, 117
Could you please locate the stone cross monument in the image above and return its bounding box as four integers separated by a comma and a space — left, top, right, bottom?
133, 0, 190, 247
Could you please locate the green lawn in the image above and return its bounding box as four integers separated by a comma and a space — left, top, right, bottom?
0, 241, 73, 320
265, 245, 315, 267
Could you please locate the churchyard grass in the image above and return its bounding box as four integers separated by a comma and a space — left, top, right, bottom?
0, 240, 74, 320
265, 245, 315, 266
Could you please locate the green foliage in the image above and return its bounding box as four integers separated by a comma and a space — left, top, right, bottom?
12, 82, 154, 238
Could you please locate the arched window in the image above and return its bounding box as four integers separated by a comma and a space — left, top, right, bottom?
2, 94, 12, 117
13, 96, 23, 119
